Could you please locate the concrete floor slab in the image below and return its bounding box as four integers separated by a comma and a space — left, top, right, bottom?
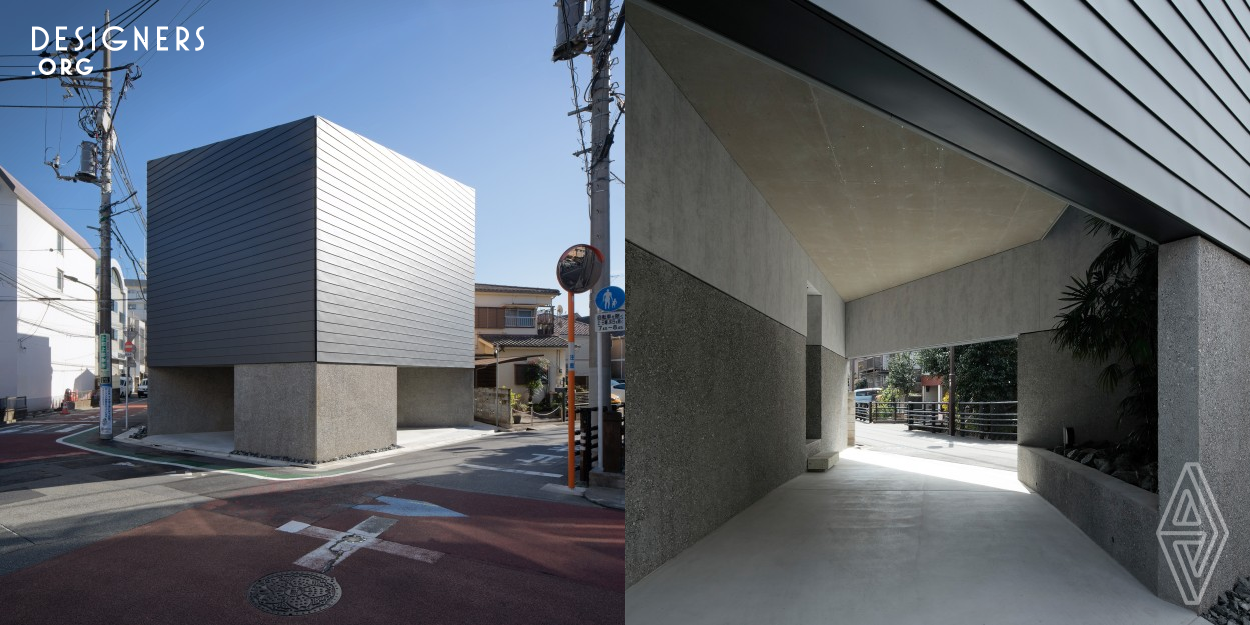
626, 449, 1208, 625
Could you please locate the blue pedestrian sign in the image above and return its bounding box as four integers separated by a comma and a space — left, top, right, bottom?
595, 286, 625, 312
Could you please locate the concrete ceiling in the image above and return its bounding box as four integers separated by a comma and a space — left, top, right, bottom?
629, 6, 1068, 301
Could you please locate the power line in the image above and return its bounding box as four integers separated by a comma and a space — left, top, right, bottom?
0, 104, 84, 109
0, 63, 133, 84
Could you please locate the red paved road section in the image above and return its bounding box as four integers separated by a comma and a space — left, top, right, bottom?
0, 433, 88, 465
0, 485, 624, 624
0, 404, 144, 465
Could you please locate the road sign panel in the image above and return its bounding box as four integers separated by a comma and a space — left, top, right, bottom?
595, 311, 625, 333
595, 286, 625, 312
98, 334, 110, 382
124, 341, 135, 353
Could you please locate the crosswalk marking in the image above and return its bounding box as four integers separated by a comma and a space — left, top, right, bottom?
0, 423, 90, 435
459, 462, 563, 478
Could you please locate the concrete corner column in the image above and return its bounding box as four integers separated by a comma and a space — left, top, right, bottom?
1157, 236, 1250, 610
234, 363, 397, 463
147, 366, 234, 435
397, 367, 473, 428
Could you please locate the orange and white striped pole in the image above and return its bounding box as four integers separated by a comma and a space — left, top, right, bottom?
567, 290, 576, 490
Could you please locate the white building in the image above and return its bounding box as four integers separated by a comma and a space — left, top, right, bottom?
124, 278, 147, 382
0, 164, 127, 411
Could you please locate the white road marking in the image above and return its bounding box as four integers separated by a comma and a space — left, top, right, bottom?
517, 454, 564, 465
56, 425, 86, 433
460, 463, 563, 478
53, 427, 395, 482
278, 517, 443, 571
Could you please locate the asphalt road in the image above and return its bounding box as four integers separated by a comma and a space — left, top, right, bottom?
0, 407, 623, 624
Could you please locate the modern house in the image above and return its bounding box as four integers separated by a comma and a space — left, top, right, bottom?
0, 164, 127, 411
626, 0, 1250, 612
146, 117, 476, 463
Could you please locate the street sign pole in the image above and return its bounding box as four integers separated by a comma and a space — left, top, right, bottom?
566, 290, 576, 490
593, 286, 625, 472
555, 243, 603, 489
123, 341, 135, 432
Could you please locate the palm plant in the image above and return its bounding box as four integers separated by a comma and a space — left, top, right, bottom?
1052, 216, 1158, 457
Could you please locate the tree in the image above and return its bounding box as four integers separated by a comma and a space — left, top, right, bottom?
1052, 216, 1158, 456
954, 340, 1016, 402
884, 352, 918, 398
916, 348, 947, 377
913, 341, 1018, 403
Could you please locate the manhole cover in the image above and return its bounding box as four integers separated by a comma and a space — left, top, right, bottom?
247, 571, 342, 616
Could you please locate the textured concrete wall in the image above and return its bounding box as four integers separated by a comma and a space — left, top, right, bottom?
1018, 446, 1158, 592
147, 367, 234, 435
824, 349, 849, 455
234, 363, 396, 462
314, 363, 397, 460
625, 26, 846, 355
1017, 330, 1133, 450
846, 207, 1107, 357
627, 242, 807, 586
397, 367, 472, 428
234, 363, 317, 460
1158, 236, 1250, 610
805, 346, 822, 439
809, 346, 849, 454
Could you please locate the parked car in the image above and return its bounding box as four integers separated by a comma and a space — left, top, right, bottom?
136, 379, 148, 397
118, 376, 132, 395
611, 379, 625, 404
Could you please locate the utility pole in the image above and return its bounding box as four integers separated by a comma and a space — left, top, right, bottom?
553, 0, 622, 472
46, 10, 120, 439
97, 10, 115, 440
587, 0, 614, 471
947, 346, 956, 437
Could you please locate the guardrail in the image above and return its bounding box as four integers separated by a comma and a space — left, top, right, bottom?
575, 404, 625, 483
854, 400, 1017, 441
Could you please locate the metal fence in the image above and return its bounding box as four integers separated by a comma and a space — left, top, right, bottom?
854, 400, 1017, 441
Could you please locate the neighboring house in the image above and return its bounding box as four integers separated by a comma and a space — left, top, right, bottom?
0, 164, 128, 410
852, 355, 887, 390
919, 374, 945, 404
555, 314, 590, 387
473, 283, 567, 400
610, 331, 624, 380
124, 278, 147, 382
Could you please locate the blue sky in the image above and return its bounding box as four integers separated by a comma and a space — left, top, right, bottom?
0, 0, 624, 311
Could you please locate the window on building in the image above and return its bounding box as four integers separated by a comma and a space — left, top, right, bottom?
127, 303, 137, 310
57, 270, 64, 291
475, 307, 505, 328
505, 308, 535, 328
57, 232, 64, 255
